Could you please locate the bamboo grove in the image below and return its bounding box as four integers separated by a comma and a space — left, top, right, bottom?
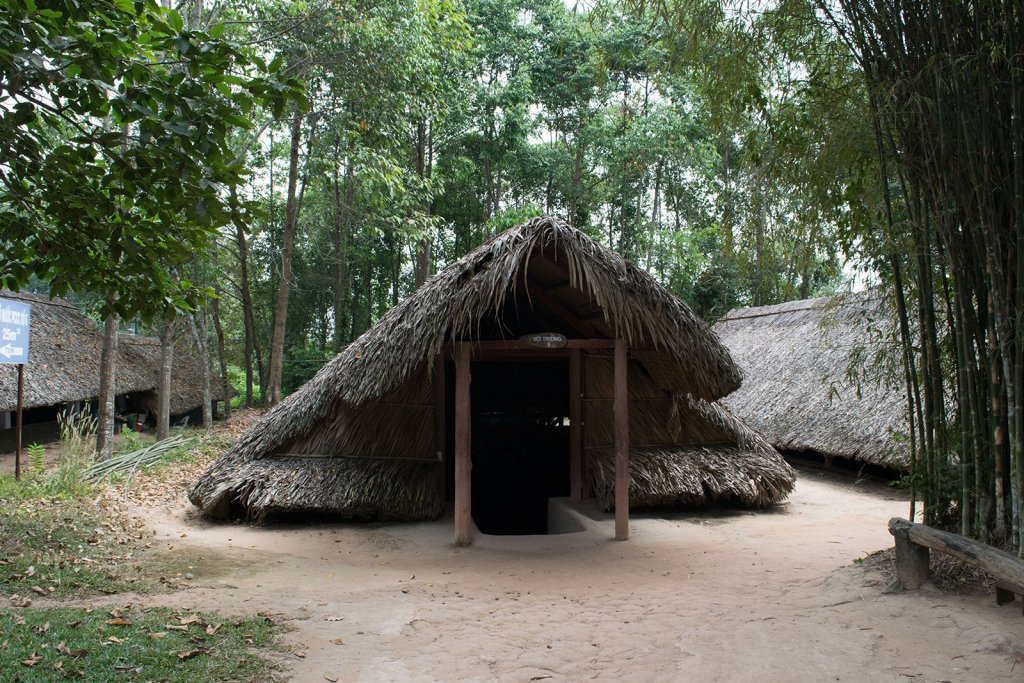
813, 0, 1024, 552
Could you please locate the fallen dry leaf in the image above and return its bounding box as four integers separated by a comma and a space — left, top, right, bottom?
21, 652, 42, 667
104, 619, 132, 626
324, 675, 339, 682
148, 632, 168, 640
113, 664, 142, 673
106, 636, 123, 644
165, 624, 188, 632
205, 623, 221, 636
56, 642, 88, 658
329, 638, 345, 645
175, 648, 206, 660
30, 586, 48, 596
178, 614, 202, 626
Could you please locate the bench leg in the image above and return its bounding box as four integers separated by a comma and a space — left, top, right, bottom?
995, 585, 1015, 606
893, 528, 930, 590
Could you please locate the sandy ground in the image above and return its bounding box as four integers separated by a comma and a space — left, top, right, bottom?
55, 469, 1024, 682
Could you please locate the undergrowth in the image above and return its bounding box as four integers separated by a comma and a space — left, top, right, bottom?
0, 422, 225, 598
1, 415, 282, 682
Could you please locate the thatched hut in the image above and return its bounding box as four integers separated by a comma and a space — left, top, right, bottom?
0, 290, 225, 443
189, 217, 794, 543
713, 294, 909, 472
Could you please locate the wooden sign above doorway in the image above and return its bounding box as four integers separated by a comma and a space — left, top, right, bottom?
520, 332, 567, 349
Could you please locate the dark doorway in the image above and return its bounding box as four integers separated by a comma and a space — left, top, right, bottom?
460, 359, 570, 535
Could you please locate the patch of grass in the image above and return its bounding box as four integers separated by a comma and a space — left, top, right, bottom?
120, 427, 147, 453
173, 428, 230, 463
0, 496, 156, 599
0, 606, 281, 682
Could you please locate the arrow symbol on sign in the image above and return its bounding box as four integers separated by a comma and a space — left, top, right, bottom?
0, 344, 23, 358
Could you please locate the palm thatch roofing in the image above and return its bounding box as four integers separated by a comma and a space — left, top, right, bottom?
0, 290, 223, 416
189, 216, 795, 522
714, 294, 909, 470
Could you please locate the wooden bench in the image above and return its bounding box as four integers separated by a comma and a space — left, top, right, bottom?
888, 517, 1024, 615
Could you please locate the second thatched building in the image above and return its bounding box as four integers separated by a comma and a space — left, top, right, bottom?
714, 295, 909, 472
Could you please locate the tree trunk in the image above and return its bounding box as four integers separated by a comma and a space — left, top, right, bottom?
570, 140, 584, 228
414, 118, 431, 288
188, 309, 213, 430
233, 192, 258, 407
95, 315, 119, 458
267, 107, 303, 406
156, 317, 175, 440
211, 288, 231, 419
332, 150, 353, 352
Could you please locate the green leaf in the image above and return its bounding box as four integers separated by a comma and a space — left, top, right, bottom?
167, 9, 183, 32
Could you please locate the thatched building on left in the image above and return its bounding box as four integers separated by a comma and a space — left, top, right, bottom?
0, 290, 226, 449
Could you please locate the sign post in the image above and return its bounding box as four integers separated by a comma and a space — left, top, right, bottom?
0, 298, 31, 481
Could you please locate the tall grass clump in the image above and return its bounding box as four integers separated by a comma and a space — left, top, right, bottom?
47, 411, 99, 497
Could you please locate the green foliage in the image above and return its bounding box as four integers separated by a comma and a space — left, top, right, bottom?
488, 205, 545, 234
0, 0, 305, 321
227, 363, 259, 408
116, 427, 145, 456
27, 442, 46, 477
282, 345, 332, 395
0, 607, 279, 682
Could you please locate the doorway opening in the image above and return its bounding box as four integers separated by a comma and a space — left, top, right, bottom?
466, 359, 570, 535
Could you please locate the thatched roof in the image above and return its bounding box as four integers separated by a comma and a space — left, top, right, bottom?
190, 216, 794, 521
0, 290, 223, 415
714, 294, 909, 469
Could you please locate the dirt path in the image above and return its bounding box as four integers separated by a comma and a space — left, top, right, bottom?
78, 469, 1022, 682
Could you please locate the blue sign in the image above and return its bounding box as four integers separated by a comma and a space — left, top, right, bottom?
0, 298, 31, 364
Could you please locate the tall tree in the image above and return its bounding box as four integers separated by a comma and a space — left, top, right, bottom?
0, 0, 303, 449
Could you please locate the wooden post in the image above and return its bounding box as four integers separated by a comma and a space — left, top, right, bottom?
454, 343, 472, 547
569, 349, 582, 503
891, 519, 930, 589
433, 354, 446, 501
614, 339, 629, 540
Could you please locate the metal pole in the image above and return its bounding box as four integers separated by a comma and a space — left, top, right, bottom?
15, 363, 24, 481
